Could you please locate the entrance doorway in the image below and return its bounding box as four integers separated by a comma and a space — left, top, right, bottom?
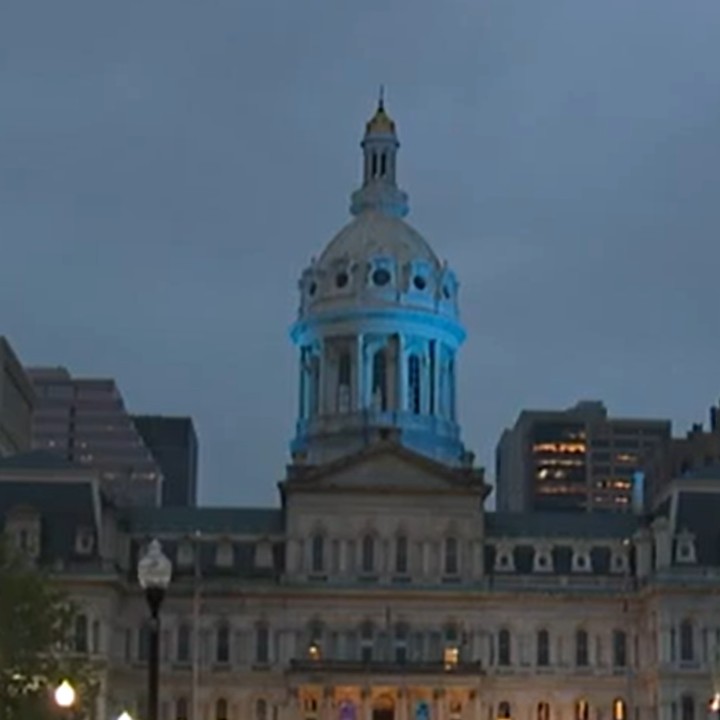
372, 710, 394, 720
372, 695, 395, 720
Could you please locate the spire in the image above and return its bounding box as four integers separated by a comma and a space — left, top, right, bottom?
350, 93, 409, 218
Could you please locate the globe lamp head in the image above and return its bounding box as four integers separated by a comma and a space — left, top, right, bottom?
137, 538, 173, 590
54, 680, 76, 708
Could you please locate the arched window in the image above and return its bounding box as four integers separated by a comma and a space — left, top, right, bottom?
612, 699, 627, 720
216, 698, 229, 720
498, 702, 511, 719
395, 535, 408, 574
371, 153, 378, 178
256, 699, 268, 720
444, 537, 459, 575
361, 535, 375, 573
304, 697, 319, 720
360, 621, 374, 663
372, 350, 387, 411
680, 619, 694, 662
448, 359, 456, 420
216, 623, 230, 664
498, 629, 511, 666
311, 534, 324, 573
380, 153, 387, 177
537, 702, 550, 720
408, 355, 421, 414
74, 614, 89, 653
575, 700, 589, 720
309, 356, 320, 416
537, 629, 550, 666
394, 623, 408, 664
91, 619, 101, 654
177, 623, 191, 663
176, 698, 189, 720
613, 629, 627, 667
680, 695, 694, 720
575, 629, 588, 666
337, 351, 351, 413
255, 624, 269, 664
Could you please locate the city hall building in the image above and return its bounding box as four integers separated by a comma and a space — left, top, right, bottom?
1, 100, 719, 720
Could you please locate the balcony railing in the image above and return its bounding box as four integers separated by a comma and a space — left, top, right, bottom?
288, 659, 484, 676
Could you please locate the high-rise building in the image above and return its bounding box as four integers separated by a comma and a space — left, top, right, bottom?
642, 400, 720, 508
496, 400, 670, 513
27, 366, 162, 506
132, 415, 198, 507
0, 337, 34, 457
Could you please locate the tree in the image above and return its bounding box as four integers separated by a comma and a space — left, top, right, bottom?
0, 538, 99, 719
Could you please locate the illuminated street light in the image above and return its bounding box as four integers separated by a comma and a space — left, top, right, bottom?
54, 680, 76, 708
117, 712, 135, 720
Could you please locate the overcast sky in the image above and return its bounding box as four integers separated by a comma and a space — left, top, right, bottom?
2, 0, 720, 507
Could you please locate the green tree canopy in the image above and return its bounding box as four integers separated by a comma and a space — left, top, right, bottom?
0, 537, 98, 719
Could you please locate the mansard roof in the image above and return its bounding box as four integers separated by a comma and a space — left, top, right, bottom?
675, 490, 720, 565
125, 506, 284, 536
486, 511, 639, 540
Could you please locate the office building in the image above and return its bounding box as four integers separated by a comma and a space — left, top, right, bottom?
0, 337, 34, 456
642, 400, 720, 508
496, 401, 671, 513
133, 415, 198, 507
27, 366, 162, 506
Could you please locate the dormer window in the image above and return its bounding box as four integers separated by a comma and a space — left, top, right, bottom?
533, 546, 553, 573
495, 544, 515, 573
6, 507, 40, 559
215, 541, 234, 568
572, 548, 592, 573
675, 530, 697, 565
254, 538, 274, 570
610, 547, 629, 574
75, 528, 95, 556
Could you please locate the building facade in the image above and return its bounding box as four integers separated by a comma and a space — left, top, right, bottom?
133, 415, 199, 507
0, 101, 718, 720
27, 366, 163, 506
496, 402, 671, 514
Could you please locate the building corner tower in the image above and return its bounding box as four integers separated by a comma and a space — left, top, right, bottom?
289, 96, 471, 467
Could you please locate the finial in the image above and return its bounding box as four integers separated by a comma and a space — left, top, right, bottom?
378, 84, 385, 111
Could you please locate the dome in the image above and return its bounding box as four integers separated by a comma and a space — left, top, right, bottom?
295, 97, 460, 322
319, 210, 441, 271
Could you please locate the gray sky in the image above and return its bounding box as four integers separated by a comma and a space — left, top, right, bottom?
2, 0, 720, 507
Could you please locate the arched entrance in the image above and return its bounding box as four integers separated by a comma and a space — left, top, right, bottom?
372, 695, 395, 720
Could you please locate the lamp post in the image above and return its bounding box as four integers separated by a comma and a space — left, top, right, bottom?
137, 539, 173, 720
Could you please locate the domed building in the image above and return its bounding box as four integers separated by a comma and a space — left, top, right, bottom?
0, 98, 718, 720
291, 96, 469, 467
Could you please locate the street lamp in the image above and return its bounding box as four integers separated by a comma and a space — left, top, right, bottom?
117, 712, 135, 720
137, 538, 172, 720
54, 680, 77, 718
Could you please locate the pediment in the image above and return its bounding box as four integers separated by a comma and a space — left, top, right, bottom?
283, 442, 485, 495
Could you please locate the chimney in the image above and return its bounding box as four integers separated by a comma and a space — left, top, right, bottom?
711, 402, 719, 433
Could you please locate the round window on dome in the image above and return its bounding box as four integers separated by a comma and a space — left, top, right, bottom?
413, 275, 427, 291
335, 272, 349, 289
372, 268, 392, 287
